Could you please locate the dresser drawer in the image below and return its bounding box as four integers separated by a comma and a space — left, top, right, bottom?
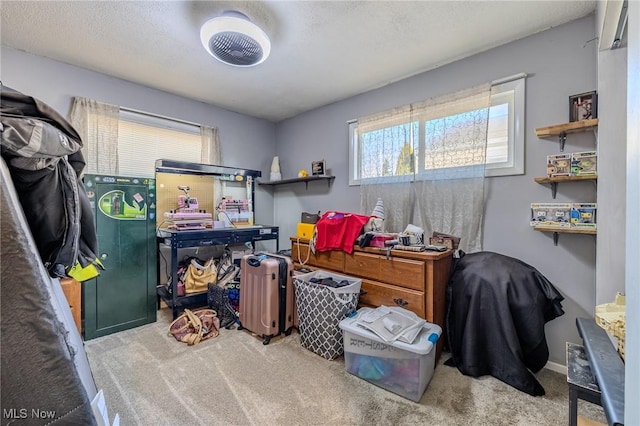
379, 256, 425, 291
358, 279, 425, 319
292, 241, 345, 271
344, 252, 379, 281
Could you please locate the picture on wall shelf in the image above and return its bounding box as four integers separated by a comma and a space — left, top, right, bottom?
312, 160, 326, 176
569, 91, 597, 122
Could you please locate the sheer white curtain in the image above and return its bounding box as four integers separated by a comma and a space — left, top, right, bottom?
70, 99, 222, 179
69, 97, 119, 175
359, 105, 416, 232
200, 125, 224, 208
200, 125, 221, 165
359, 84, 491, 252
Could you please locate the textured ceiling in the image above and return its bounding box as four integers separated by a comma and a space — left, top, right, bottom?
1, 1, 596, 122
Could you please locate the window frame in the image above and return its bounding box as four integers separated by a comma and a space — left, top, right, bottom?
348, 76, 525, 185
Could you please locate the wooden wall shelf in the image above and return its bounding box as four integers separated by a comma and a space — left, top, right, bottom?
534, 175, 598, 198
534, 175, 597, 184
257, 175, 335, 189
535, 119, 598, 152
535, 119, 599, 138
534, 226, 596, 246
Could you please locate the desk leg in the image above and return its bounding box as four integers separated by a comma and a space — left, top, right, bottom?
569, 386, 578, 426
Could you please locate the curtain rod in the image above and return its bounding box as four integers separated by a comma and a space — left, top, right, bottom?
120, 106, 201, 128
491, 72, 528, 86
347, 72, 528, 124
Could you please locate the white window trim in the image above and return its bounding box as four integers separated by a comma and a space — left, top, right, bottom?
485, 76, 525, 177
348, 74, 526, 185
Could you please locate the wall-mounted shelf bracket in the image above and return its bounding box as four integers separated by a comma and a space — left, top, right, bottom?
559, 131, 567, 152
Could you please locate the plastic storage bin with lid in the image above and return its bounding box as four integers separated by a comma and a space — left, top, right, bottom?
338, 306, 441, 402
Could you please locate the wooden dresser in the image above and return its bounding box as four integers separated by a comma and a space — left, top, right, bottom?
290, 237, 453, 360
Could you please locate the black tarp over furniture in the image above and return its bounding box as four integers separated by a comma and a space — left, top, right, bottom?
1, 157, 97, 425
1, 157, 98, 425
445, 251, 565, 396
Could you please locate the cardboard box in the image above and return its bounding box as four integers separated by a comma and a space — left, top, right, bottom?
571, 203, 597, 228
339, 307, 441, 402
571, 151, 597, 175
530, 203, 572, 228
547, 153, 572, 177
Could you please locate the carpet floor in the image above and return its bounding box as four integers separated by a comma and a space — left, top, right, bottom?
84, 308, 606, 426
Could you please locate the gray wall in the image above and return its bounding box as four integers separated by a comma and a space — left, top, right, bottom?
274, 16, 598, 366
624, 1, 639, 421
596, 41, 627, 305
0, 47, 278, 228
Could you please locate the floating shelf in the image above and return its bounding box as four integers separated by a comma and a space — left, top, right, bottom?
257, 175, 335, 189
535, 118, 598, 151
535, 119, 599, 138
534, 175, 598, 198
534, 225, 596, 246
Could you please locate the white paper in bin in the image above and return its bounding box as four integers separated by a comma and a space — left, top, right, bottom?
339, 308, 442, 355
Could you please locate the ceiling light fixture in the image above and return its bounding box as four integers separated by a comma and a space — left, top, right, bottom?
200, 11, 271, 67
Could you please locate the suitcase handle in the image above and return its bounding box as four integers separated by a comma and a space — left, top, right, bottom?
247, 255, 267, 267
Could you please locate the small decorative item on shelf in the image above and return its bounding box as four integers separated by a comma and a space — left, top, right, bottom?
571, 203, 597, 229
571, 151, 597, 175
530, 203, 572, 228
569, 91, 597, 122
547, 153, 572, 177
312, 160, 326, 176
297, 169, 308, 178
270, 156, 282, 181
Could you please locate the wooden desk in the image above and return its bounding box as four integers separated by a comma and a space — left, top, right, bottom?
290, 238, 453, 360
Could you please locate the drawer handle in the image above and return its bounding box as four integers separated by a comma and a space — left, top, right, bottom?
393, 298, 408, 307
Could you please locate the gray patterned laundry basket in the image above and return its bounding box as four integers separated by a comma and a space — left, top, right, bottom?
294, 270, 362, 360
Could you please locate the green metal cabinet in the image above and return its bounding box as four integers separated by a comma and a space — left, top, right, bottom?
82, 174, 157, 340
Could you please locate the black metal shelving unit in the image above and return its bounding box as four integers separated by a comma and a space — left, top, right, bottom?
157, 226, 279, 319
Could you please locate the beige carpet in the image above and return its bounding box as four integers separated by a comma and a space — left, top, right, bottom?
84, 308, 606, 426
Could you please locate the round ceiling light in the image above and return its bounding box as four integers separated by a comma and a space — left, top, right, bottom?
200, 11, 271, 67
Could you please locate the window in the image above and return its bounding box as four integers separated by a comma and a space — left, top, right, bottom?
349, 76, 525, 185
117, 110, 201, 178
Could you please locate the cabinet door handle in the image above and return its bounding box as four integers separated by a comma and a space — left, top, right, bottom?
393, 298, 408, 307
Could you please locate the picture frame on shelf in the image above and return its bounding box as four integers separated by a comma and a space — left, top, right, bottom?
311, 160, 326, 176
569, 91, 597, 122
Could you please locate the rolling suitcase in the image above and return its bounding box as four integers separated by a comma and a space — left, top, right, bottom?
239, 252, 295, 344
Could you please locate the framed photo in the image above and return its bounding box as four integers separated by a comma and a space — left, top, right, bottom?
569, 91, 597, 122
311, 160, 326, 176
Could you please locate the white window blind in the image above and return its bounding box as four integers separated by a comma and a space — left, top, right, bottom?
117, 111, 201, 178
